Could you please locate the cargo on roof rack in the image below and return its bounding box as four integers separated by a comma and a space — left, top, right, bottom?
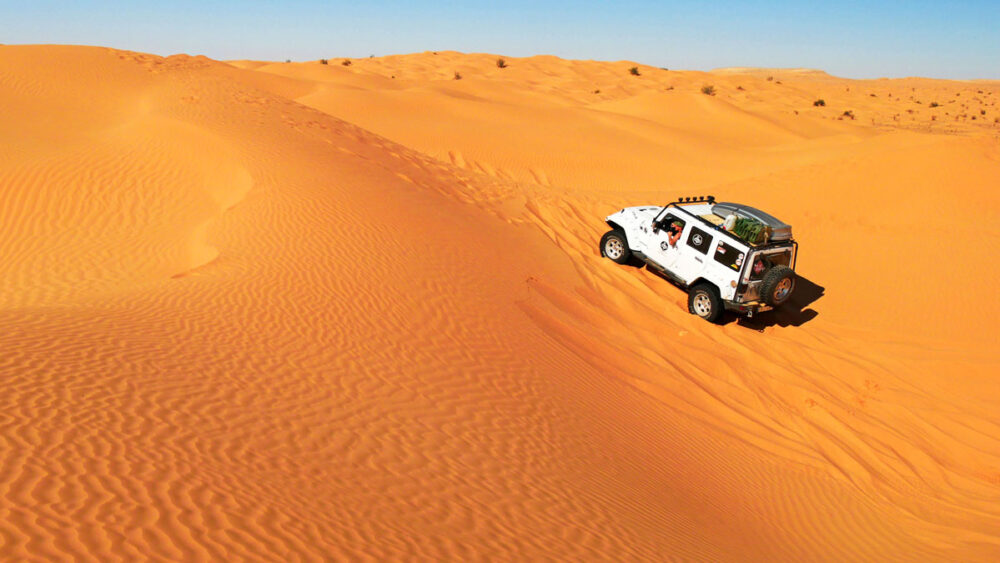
711, 202, 792, 242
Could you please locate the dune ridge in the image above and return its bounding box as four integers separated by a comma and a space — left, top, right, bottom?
1, 45, 998, 560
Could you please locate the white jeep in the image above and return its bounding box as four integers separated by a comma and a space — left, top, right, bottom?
600, 196, 798, 322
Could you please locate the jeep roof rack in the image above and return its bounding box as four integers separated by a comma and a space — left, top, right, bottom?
661, 197, 795, 249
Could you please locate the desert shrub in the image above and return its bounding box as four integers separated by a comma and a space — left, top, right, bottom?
929, 102, 939, 107
454, 71, 462, 80
842, 110, 855, 120
342, 59, 352, 66
496, 58, 507, 68
701, 84, 716, 96
320, 59, 328, 65
982, 109, 987, 115
593, 89, 600, 94
285, 59, 290, 63
813, 99, 825, 107
767, 75, 774, 81
629, 66, 640, 76
736, 85, 745, 91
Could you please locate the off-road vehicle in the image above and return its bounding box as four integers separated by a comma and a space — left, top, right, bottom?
600, 195, 797, 322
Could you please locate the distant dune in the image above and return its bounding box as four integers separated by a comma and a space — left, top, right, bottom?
1, 45, 998, 560
712, 66, 833, 76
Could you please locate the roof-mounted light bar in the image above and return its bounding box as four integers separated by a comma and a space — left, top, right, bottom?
677, 195, 716, 204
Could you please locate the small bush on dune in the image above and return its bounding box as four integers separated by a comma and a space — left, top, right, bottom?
813, 99, 825, 107
629, 66, 640, 76
929, 102, 939, 108
701, 84, 716, 96
320, 59, 328, 65
842, 110, 855, 120
454, 71, 462, 80
496, 58, 507, 68
342, 59, 352, 66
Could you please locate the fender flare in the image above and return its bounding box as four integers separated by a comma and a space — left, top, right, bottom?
685, 277, 718, 292
605, 220, 629, 245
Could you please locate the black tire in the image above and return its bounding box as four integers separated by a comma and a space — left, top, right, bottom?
688, 283, 723, 323
760, 265, 795, 307
600, 229, 631, 265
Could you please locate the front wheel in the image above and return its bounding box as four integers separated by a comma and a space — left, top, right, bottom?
688, 283, 723, 323
600, 230, 631, 264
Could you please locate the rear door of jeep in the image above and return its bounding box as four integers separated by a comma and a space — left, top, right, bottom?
671, 224, 714, 284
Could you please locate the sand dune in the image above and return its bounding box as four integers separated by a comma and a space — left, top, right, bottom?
1, 45, 999, 560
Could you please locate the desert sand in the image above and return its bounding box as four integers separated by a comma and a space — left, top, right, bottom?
1, 45, 998, 560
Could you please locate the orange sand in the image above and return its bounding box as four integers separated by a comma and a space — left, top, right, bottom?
1, 45, 998, 560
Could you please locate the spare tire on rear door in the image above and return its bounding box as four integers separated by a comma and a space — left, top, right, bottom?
760, 265, 795, 307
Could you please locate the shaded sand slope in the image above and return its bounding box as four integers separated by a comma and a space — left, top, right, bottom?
0, 46, 253, 307
0, 46, 998, 561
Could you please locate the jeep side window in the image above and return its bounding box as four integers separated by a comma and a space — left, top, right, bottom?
658, 214, 684, 232
714, 241, 746, 271
659, 214, 686, 246
686, 226, 712, 254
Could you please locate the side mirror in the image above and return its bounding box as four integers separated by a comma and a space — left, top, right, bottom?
650, 220, 660, 233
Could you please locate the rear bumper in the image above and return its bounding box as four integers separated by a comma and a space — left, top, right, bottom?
724, 300, 772, 316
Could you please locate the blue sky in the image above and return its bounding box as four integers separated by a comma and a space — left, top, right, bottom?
3, 1, 998, 79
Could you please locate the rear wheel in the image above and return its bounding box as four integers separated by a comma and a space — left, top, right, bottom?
760, 265, 795, 307
688, 283, 723, 323
600, 230, 631, 264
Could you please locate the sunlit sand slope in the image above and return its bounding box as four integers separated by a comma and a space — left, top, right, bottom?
1, 46, 998, 560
